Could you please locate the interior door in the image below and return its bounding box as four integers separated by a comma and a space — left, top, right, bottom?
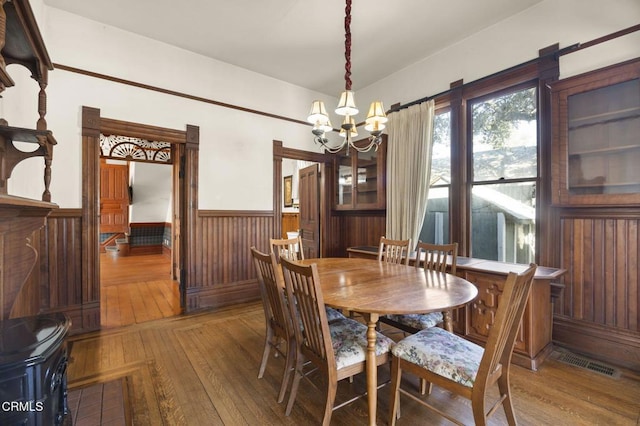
100, 161, 129, 234
299, 164, 320, 258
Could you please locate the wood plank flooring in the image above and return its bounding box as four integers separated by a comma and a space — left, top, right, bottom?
100, 253, 181, 328
67, 301, 640, 425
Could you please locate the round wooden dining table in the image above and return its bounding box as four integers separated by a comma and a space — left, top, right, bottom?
298, 257, 478, 426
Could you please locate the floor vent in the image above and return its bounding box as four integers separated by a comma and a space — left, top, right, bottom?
555, 351, 620, 378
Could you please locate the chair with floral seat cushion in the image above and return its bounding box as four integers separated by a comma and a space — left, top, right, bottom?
377, 236, 411, 265
270, 236, 346, 323
389, 263, 537, 426
279, 257, 394, 425
380, 242, 459, 334
250, 247, 297, 404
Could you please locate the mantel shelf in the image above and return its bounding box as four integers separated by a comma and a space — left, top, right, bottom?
0, 124, 57, 145
0, 194, 57, 216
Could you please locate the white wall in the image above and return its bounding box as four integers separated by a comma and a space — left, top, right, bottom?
2, 0, 638, 210
128, 162, 172, 223
3, 0, 335, 209
358, 0, 640, 109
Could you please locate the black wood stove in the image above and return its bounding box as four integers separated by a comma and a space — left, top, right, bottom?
0, 313, 71, 425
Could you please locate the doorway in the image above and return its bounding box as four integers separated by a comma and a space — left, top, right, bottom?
81, 107, 199, 330
99, 159, 179, 327
273, 140, 331, 257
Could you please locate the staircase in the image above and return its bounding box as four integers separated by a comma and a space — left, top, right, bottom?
103, 233, 130, 257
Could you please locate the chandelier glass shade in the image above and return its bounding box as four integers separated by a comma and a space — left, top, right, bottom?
307, 0, 387, 154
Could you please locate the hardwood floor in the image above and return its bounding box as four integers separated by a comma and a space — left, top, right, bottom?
67, 301, 640, 425
100, 253, 181, 328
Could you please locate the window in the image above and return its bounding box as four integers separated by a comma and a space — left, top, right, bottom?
470, 86, 537, 263
419, 110, 451, 244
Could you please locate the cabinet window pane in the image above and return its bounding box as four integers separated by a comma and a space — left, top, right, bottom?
568, 78, 640, 195
472, 87, 537, 182
356, 150, 378, 205
336, 156, 352, 206
471, 182, 535, 264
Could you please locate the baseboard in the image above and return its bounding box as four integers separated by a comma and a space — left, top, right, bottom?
186, 279, 260, 311
553, 316, 640, 372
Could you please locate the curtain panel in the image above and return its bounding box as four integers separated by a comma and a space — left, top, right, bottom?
385, 100, 435, 248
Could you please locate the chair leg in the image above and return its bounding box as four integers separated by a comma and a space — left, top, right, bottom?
322, 380, 338, 426
258, 325, 274, 378
419, 378, 433, 395
277, 338, 296, 403
285, 355, 304, 416
471, 394, 488, 426
498, 375, 517, 426
389, 356, 402, 426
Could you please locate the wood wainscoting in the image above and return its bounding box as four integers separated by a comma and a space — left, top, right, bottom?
553, 210, 640, 371
327, 210, 386, 257
189, 210, 275, 311
37, 209, 97, 333
35, 207, 389, 333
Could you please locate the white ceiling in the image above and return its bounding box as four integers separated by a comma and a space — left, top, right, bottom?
43, 0, 543, 96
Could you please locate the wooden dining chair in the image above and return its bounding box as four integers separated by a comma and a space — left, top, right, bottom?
270, 236, 345, 323
250, 246, 297, 404
377, 236, 411, 265
389, 263, 537, 426
381, 242, 459, 334
270, 236, 304, 262
279, 257, 394, 425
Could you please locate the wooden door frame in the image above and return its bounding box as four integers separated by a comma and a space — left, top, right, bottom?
273, 140, 331, 256
82, 106, 199, 320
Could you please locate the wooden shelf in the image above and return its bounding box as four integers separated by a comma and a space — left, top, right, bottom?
569, 144, 640, 156
569, 107, 640, 130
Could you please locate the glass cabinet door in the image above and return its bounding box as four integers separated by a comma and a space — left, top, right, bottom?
355, 149, 380, 207
336, 154, 353, 208
551, 60, 640, 205
333, 136, 386, 210
567, 79, 640, 196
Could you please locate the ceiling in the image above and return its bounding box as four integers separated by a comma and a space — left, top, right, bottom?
43, 0, 543, 96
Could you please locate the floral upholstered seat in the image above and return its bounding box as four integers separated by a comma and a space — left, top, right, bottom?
329, 318, 395, 369
325, 307, 347, 323
383, 311, 443, 331
391, 326, 483, 387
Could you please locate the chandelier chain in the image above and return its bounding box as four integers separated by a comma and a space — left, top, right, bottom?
344, 0, 352, 90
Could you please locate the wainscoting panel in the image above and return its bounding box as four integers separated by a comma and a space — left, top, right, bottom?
327, 211, 386, 257
189, 211, 274, 310
554, 213, 640, 370
38, 209, 96, 333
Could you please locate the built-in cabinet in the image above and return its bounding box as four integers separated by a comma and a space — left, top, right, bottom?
334, 136, 386, 210
550, 58, 640, 371
552, 59, 640, 205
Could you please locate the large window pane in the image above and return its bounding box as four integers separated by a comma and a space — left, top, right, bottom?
471, 182, 535, 263
431, 111, 451, 183
420, 111, 451, 244
472, 87, 537, 182
419, 186, 449, 244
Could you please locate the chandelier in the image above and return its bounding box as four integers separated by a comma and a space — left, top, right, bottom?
306, 0, 387, 154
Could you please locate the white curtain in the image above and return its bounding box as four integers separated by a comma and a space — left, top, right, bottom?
385, 100, 435, 247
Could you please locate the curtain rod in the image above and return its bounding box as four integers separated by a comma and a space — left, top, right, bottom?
388, 23, 640, 114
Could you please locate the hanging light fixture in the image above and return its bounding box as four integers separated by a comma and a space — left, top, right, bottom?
306, 0, 387, 154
